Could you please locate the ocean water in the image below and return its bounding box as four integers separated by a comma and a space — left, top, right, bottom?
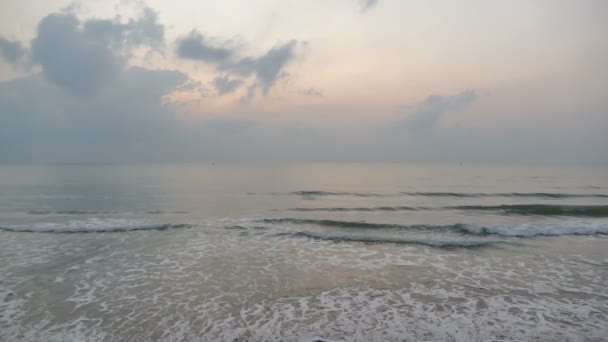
0, 163, 607, 342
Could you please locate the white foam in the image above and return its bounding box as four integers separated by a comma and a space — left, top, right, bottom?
0, 286, 25, 337
0, 218, 170, 233
1, 218, 606, 341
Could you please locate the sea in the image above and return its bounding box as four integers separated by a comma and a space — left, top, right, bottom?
0, 163, 607, 342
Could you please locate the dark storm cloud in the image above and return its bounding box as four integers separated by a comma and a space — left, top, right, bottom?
177, 30, 300, 96
0, 37, 28, 66
398, 90, 477, 134
212, 75, 244, 94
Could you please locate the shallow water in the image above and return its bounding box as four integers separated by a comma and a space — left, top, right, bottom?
0, 163, 607, 341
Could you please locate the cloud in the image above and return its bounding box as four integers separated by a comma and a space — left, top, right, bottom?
359, 0, 379, 12
176, 31, 235, 63
223, 40, 298, 95
239, 84, 258, 105
213, 75, 244, 95
1, 73, 606, 164
2, 5, 605, 165
299, 88, 323, 97
0, 38, 29, 67
0, 67, 187, 162
82, 7, 165, 50
0, 6, 191, 162
177, 31, 300, 97
30, 13, 124, 95
398, 90, 477, 134
11, 6, 165, 96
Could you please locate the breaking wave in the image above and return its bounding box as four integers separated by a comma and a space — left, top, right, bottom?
260, 218, 407, 229
0, 219, 192, 233
274, 231, 499, 249
456, 221, 608, 237
450, 204, 608, 217
25, 210, 189, 215
261, 218, 608, 237
3, 217, 608, 239
26, 210, 114, 215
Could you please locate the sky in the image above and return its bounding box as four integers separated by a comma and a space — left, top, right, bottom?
0, 0, 606, 163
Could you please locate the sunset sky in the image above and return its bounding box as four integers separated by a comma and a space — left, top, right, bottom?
0, 0, 606, 163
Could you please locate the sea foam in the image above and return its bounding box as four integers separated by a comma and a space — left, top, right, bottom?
0, 218, 190, 233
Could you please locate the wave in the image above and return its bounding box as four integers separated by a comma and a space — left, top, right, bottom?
450, 205, 608, 217
26, 210, 189, 215
5, 217, 608, 238
261, 218, 608, 237
274, 231, 499, 249
403, 192, 608, 198
26, 210, 114, 215
260, 218, 406, 229
261, 218, 468, 233
143, 211, 189, 215
286, 204, 608, 217
287, 206, 422, 212
0, 219, 192, 233
458, 221, 608, 237
291, 191, 389, 197
278, 191, 608, 198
